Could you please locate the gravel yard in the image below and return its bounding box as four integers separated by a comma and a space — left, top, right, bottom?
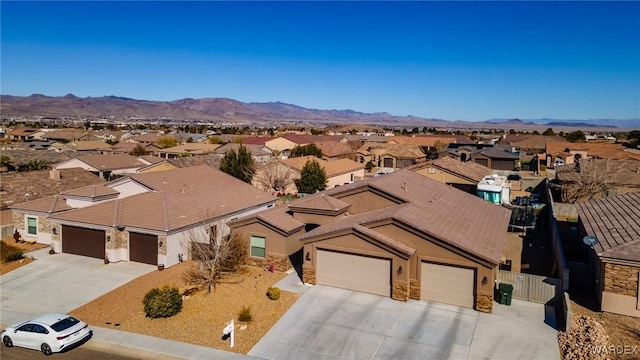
69, 261, 300, 354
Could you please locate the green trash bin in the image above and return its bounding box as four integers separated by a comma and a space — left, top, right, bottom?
498, 283, 513, 306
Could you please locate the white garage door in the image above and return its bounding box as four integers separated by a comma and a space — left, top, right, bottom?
421, 263, 475, 308
316, 250, 390, 296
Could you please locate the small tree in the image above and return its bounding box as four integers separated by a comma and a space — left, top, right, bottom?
183, 230, 248, 293
294, 159, 327, 193
557, 159, 628, 203
219, 146, 256, 183
543, 128, 555, 136
253, 160, 295, 193
365, 160, 375, 172
289, 144, 323, 158
157, 136, 178, 148
130, 144, 147, 156
565, 131, 586, 143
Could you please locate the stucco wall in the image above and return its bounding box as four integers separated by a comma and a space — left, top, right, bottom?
232, 221, 304, 260
414, 167, 475, 186
335, 191, 399, 215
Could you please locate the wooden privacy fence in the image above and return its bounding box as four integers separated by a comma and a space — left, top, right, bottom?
497, 270, 560, 304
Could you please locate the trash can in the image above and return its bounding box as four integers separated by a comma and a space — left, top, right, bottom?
498, 283, 513, 306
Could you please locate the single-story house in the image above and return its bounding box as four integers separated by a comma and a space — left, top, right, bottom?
232, 170, 511, 312
214, 143, 273, 164
10, 165, 276, 268
469, 147, 520, 171
357, 142, 427, 169
409, 156, 493, 194
575, 193, 640, 317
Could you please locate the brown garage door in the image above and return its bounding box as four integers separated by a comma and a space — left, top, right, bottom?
129, 232, 158, 265
61, 225, 105, 259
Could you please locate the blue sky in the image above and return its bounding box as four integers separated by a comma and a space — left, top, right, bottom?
2, 1, 639, 122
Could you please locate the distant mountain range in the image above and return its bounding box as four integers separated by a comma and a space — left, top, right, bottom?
1, 94, 637, 130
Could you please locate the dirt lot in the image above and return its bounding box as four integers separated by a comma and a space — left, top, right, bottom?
0, 239, 49, 275
70, 261, 300, 354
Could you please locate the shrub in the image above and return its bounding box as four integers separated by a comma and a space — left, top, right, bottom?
6, 249, 24, 262
142, 284, 183, 318
238, 305, 252, 322
267, 287, 281, 300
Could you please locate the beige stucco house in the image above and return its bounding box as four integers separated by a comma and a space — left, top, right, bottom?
232, 170, 511, 312
410, 157, 493, 194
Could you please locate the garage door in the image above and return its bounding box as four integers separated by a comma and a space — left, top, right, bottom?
421, 263, 475, 308
316, 250, 390, 296
129, 232, 158, 265
62, 225, 105, 259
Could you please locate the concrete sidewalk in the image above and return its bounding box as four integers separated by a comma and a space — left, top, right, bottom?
86, 326, 255, 359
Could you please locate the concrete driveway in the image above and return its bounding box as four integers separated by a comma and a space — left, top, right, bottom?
1, 250, 154, 326
249, 285, 559, 360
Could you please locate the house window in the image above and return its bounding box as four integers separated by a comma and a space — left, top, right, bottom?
27, 217, 37, 235
250, 236, 266, 258
428, 167, 436, 174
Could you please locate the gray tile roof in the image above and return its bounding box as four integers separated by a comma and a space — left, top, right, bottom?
575, 192, 640, 262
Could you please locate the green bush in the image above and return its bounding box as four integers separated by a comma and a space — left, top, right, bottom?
238, 305, 252, 322
266, 287, 281, 300
142, 285, 183, 318
6, 249, 24, 262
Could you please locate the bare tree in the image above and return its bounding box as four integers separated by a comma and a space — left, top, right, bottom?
253, 160, 295, 194
556, 158, 632, 203
183, 224, 247, 293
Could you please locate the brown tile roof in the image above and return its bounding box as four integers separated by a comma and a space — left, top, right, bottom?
214, 143, 271, 156
509, 135, 565, 149
410, 157, 492, 183
389, 135, 460, 147
353, 224, 416, 258
167, 154, 221, 168
70, 140, 112, 151
61, 184, 120, 198
159, 143, 221, 155
281, 134, 340, 145
256, 208, 305, 234
281, 156, 364, 177
43, 129, 88, 141
50, 166, 276, 232
11, 195, 72, 213
298, 170, 511, 264
575, 193, 640, 262
0, 149, 72, 167
358, 142, 426, 159
8, 128, 39, 136
1, 168, 104, 209
132, 133, 163, 143
68, 154, 149, 170
546, 141, 632, 160
314, 141, 354, 158
289, 194, 350, 213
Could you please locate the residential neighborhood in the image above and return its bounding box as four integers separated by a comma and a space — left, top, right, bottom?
1, 119, 639, 360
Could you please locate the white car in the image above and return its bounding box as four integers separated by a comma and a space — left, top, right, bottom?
1, 313, 92, 355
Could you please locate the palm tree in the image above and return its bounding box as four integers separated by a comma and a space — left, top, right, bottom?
25, 159, 48, 171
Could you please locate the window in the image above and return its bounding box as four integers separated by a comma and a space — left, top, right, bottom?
428, 167, 436, 174
250, 236, 266, 258
27, 217, 37, 235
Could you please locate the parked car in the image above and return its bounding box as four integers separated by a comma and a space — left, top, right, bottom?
507, 174, 521, 181
1, 313, 92, 356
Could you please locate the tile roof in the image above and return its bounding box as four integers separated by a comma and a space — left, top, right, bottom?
167, 154, 221, 168
281, 134, 340, 144
296, 170, 511, 264
358, 142, 426, 159
281, 156, 364, 177
289, 194, 350, 212
68, 154, 149, 170
159, 143, 221, 155
575, 193, 640, 262
70, 140, 112, 151
50, 166, 276, 232
546, 141, 633, 160
214, 143, 271, 156
471, 147, 519, 160
241, 136, 271, 145
314, 141, 355, 158
43, 129, 88, 141
132, 133, 162, 143
1, 168, 104, 209
61, 184, 120, 198
410, 157, 492, 183
0, 149, 72, 167
11, 195, 73, 213
256, 208, 305, 234
389, 135, 460, 147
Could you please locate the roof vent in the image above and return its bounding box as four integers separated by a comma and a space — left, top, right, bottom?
402, 181, 408, 191
163, 177, 167, 184
181, 185, 186, 194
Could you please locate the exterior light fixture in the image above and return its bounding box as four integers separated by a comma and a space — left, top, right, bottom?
158, 241, 163, 248
51, 227, 57, 235
305, 252, 311, 261
482, 276, 488, 286
106, 235, 111, 242
397, 266, 403, 275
